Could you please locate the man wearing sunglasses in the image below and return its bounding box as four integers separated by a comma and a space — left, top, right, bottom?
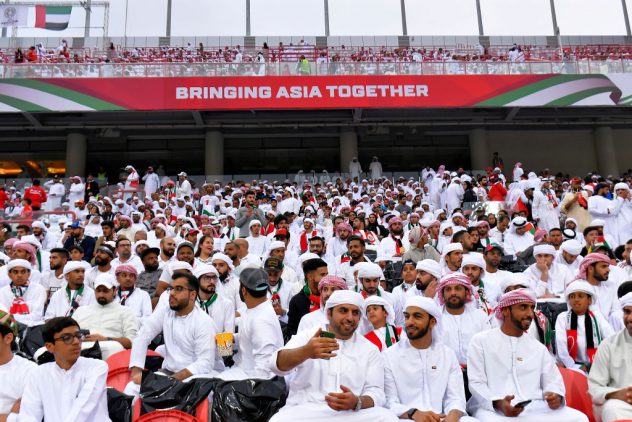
18, 316, 110, 421
128, 273, 215, 393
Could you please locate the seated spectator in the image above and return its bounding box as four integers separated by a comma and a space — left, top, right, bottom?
72, 274, 139, 360
0, 260, 46, 327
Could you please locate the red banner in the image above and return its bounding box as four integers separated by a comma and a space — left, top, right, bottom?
0, 74, 623, 112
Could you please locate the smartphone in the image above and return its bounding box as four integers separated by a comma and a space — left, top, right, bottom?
319, 331, 335, 339
514, 400, 532, 408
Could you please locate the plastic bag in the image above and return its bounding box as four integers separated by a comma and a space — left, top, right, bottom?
139, 371, 215, 416
211, 376, 288, 422
19, 324, 45, 358
107, 388, 133, 422
36, 341, 102, 364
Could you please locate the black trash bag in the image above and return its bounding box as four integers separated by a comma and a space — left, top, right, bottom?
19, 324, 45, 358
144, 355, 164, 373
140, 371, 216, 416
36, 341, 102, 365
212, 376, 288, 422
107, 388, 133, 422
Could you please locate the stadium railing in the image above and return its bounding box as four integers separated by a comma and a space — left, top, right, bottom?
0, 59, 628, 78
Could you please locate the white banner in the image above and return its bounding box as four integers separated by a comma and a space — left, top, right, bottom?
0, 5, 28, 27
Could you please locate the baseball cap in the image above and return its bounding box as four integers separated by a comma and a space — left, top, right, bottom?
94, 274, 116, 289
264, 257, 284, 272
0, 310, 18, 337
239, 267, 269, 292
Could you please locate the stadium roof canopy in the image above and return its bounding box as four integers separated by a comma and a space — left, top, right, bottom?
9, 0, 632, 38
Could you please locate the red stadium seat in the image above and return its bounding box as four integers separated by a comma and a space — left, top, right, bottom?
107, 349, 161, 372
559, 367, 595, 422
106, 349, 161, 391
133, 398, 209, 421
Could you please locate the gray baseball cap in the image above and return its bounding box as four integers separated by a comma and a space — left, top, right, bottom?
239, 267, 269, 292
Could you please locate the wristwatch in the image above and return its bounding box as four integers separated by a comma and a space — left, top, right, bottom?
407, 408, 418, 419
354, 395, 362, 412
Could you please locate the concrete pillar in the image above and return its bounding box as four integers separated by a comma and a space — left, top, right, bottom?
65, 133, 87, 177
594, 127, 619, 177
469, 128, 489, 171
205, 131, 224, 177
339, 130, 358, 174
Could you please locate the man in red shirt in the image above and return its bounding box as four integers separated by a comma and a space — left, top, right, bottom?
0, 185, 8, 212
487, 176, 507, 201
23, 180, 47, 211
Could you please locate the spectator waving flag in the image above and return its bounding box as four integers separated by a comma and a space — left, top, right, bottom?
35, 5, 72, 30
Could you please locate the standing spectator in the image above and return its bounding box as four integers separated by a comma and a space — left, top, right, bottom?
235, 190, 266, 238
84, 174, 99, 202
142, 166, 160, 198
23, 180, 47, 211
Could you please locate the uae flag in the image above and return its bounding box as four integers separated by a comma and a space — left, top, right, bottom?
35, 5, 72, 30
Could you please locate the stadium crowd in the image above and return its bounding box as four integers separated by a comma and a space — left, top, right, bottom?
4, 39, 632, 66
0, 158, 632, 421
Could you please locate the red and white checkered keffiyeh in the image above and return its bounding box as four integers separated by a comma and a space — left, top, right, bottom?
494, 289, 536, 320
318, 275, 348, 292
437, 273, 473, 305
575, 253, 611, 281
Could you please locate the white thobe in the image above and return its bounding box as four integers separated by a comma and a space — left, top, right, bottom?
177, 179, 192, 198
588, 329, 632, 422
532, 190, 560, 232
19, 357, 110, 422
45, 286, 96, 320
219, 300, 283, 381
114, 288, 152, 321
467, 328, 587, 422
267, 279, 294, 324
349, 161, 362, 179
269, 325, 395, 422
327, 237, 348, 260
480, 272, 506, 307
111, 256, 145, 274
446, 182, 464, 214
438, 306, 493, 365
215, 275, 242, 313
68, 183, 85, 208
245, 235, 269, 257
554, 310, 614, 370
0, 355, 36, 422
391, 282, 415, 316
197, 294, 235, 333
84, 266, 115, 289
488, 227, 508, 247
384, 338, 469, 418
587, 278, 620, 320
369, 161, 383, 180
0, 283, 46, 327
129, 306, 215, 376
142, 172, 160, 197
378, 236, 410, 263
45, 183, 65, 211
503, 232, 535, 257
297, 307, 327, 333
524, 263, 573, 297
555, 252, 582, 274
588, 195, 619, 244
615, 196, 632, 246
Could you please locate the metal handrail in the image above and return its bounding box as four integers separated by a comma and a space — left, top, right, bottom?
0, 59, 627, 78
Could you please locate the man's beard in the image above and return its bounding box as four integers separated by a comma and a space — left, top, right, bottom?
218, 271, 229, 282
445, 296, 465, 309
201, 285, 216, 295
406, 321, 430, 340
170, 298, 188, 311
415, 279, 429, 291
163, 249, 175, 258
145, 263, 159, 272
95, 257, 110, 266
391, 229, 403, 236
510, 313, 532, 331
97, 297, 109, 306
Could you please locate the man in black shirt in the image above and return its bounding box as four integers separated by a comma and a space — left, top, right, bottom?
286, 258, 328, 336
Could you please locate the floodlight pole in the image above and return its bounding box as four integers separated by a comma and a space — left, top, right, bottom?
400, 0, 407, 36
246, 0, 251, 36
2, 0, 10, 38
622, 0, 631, 36
475, 0, 483, 36
166, 0, 172, 36
324, 0, 329, 36
83, 0, 91, 37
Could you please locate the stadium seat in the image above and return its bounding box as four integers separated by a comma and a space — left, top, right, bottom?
106, 349, 162, 391
133, 397, 209, 421
107, 349, 161, 372
559, 367, 595, 422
